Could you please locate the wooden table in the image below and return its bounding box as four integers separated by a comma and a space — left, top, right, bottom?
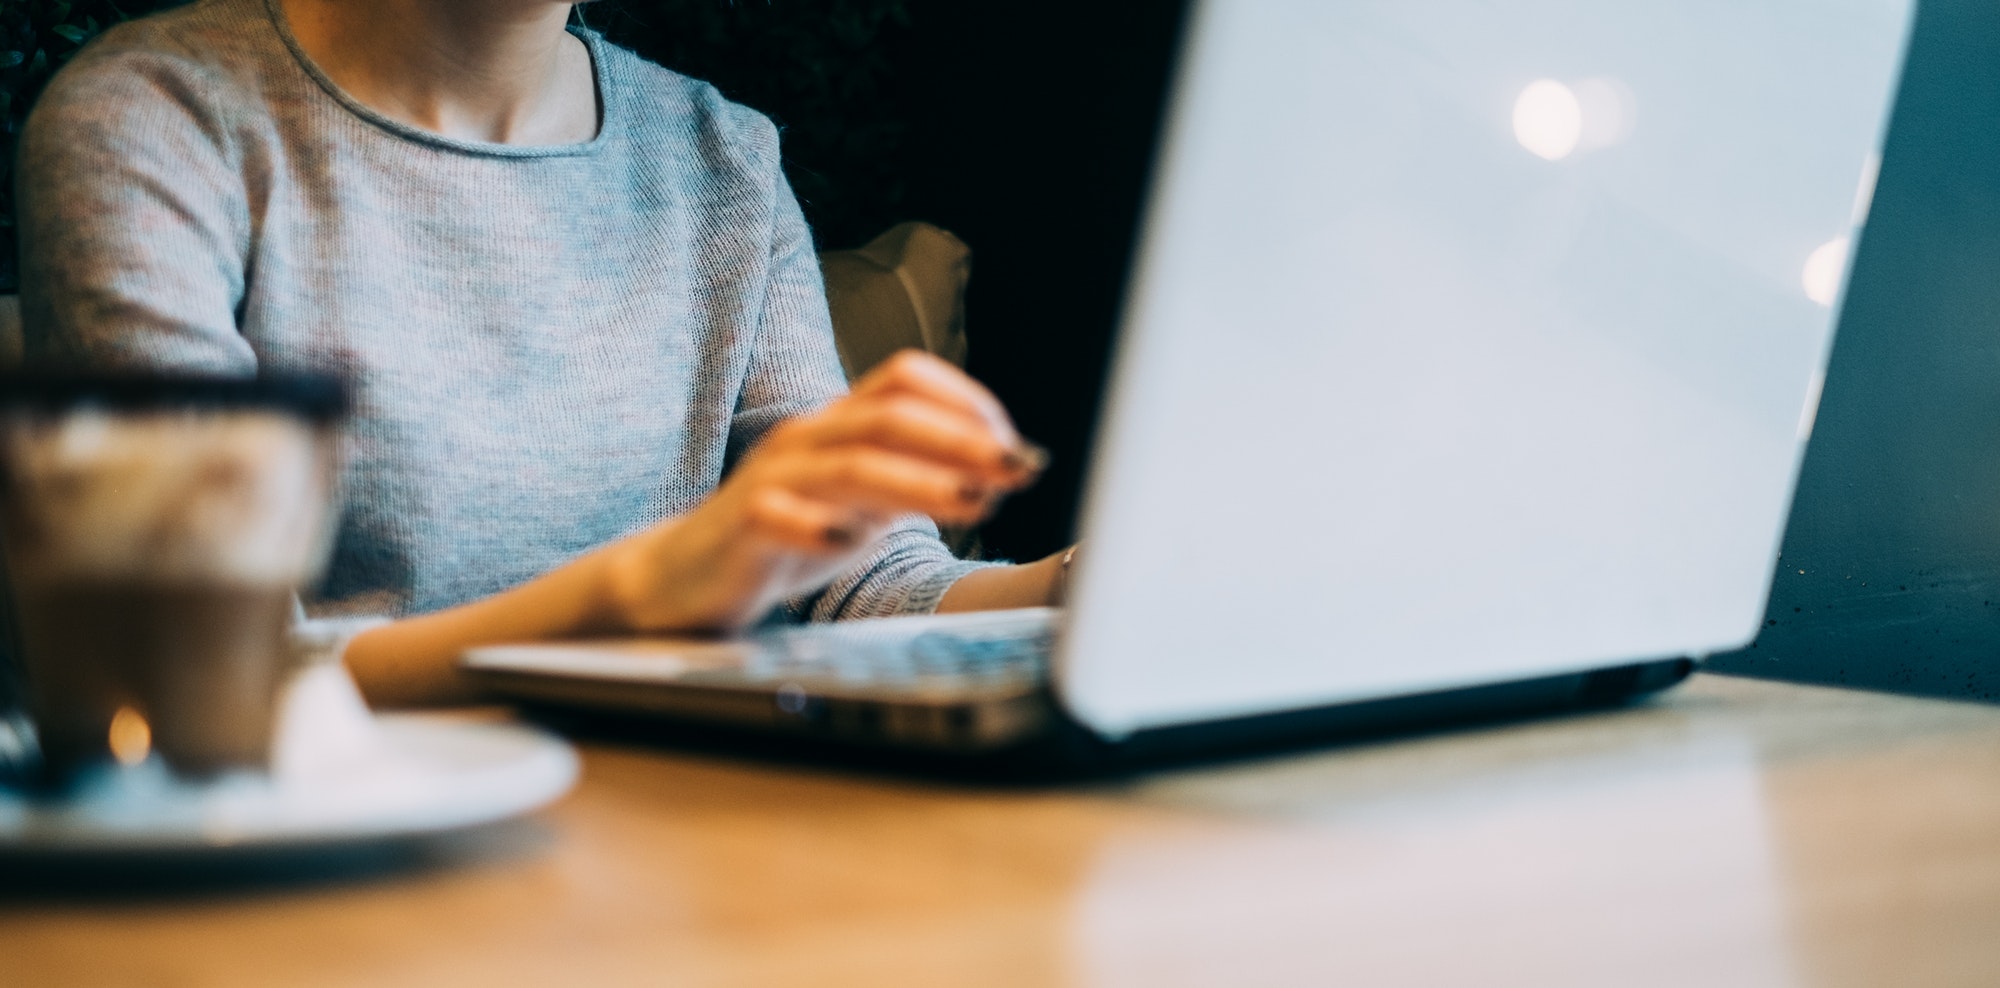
4, 673, 1999, 986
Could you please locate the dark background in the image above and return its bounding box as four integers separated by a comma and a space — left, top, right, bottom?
894, 4, 1191, 562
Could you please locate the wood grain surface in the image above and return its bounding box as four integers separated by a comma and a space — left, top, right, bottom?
4, 674, 1998, 987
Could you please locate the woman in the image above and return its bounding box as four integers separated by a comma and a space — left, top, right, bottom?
18, 0, 1072, 706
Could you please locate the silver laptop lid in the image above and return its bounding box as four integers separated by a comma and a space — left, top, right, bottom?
1059, 0, 1915, 736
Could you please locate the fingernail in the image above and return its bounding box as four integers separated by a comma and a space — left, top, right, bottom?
823, 524, 857, 547
1002, 442, 1050, 475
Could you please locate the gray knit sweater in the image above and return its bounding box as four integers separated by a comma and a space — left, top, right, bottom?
17, 0, 988, 620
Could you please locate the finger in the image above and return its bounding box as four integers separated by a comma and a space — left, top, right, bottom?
798, 394, 1041, 485
775, 447, 1002, 526
851, 352, 1034, 458
742, 486, 875, 553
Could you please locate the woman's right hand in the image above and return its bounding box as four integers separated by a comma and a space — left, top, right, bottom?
593, 350, 1045, 634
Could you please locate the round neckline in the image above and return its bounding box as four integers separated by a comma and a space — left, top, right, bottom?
261, 0, 616, 159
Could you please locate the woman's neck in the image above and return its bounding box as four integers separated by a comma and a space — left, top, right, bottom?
280, 0, 598, 145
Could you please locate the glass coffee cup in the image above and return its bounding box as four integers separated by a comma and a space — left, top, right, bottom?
0, 373, 345, 783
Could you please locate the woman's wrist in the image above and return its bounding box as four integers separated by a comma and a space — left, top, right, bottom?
1052, 545, 1080, 606
588, 536, 649, 634
590, 520, 709, 634
589, 507, 791, 635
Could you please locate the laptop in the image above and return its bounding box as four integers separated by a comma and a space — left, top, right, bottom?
463, 0, 1917, 769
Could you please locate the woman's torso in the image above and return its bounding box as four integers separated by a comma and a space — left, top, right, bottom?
20, 0, 845, 614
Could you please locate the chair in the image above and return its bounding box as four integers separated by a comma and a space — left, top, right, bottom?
820, 221, 984, 557
819, 221, 971, 377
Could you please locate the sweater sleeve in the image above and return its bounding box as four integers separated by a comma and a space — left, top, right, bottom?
16, 41, 258, 376
728, 164, 995, 621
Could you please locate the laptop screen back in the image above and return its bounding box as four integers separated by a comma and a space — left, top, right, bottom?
1059, 0, 1915, 735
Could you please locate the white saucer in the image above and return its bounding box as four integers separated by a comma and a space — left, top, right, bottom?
0, 668, 579, 857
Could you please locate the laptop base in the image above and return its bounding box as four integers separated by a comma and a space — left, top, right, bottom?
507, 658, 1695, 783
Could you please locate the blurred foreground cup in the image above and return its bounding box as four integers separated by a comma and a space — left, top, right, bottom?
0, 373, 344, 783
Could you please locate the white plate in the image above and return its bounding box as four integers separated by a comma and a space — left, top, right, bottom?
0, 668, 578, 856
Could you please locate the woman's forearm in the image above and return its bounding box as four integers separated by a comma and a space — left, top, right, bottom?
349, 542, 1070, 707
936, 550, 1069, 613
343, 542, 625, 707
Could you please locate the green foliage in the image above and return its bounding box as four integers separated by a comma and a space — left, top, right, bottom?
0, 0, 915, 291
4, 0, 190, 290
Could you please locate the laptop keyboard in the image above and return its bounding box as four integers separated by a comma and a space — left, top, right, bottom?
679, 611, 1060, 692
759, 627, 1051, 683
460, 609, 1065, 747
